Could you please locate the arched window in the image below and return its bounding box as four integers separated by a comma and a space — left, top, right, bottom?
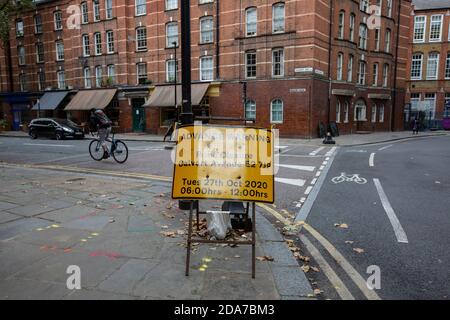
271, 99, 283, 123
354, 99, 367, 121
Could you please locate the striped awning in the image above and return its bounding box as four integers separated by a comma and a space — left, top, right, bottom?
64, 89, 117, 111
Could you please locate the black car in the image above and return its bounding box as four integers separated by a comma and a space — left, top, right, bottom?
29, 118, 85, 140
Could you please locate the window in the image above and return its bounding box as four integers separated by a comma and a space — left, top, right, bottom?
57, 71, 65, 89
200, 17, 213, 44
410, 53, 423, 80
19, 74, 27, 91
272, 3, 285, 33
372, 63, 378, 86
54, 11, 63, 30
34, 15, 42, 34
358, 61, 366, 85
93, 0, 100, 21
383, 64, 389, 87
354, 100, 367, 121
337, 53, 343, 80
429, 15, 443, 42
385, 29, 391, 53
56, 41, 64, 61
95, 66, 103, 87
413, 16, 426, 42
82, 34, 90, 56
106, 30, 115, 53
379, 104, 385, 122
246, 8, 257, 37
135, 0, 146, 16
338, 11, 345, 39
166, 59, 178, 82
349, 14, 355, 42
347, 55, 354, 82
38, 72, 45, 91
374, 29, 380, 51
200, 56, 213, 81
199, 0, 213, 3
445, 93, 450, 110
344, 101, 349, 123
445, 53, 450, 79
84, 67, 91, 88
245, 51, 257, 79
136, 27, 147, 51
18, 46, 25, 65
81, 2, 88, 24
16, 19, 24, 37
359, 24, 368, 50
387, 0, 392, 18
166, 0, 178, 11
166, 23, 178, 47
336, 100, 341, 123
424, 93, 436, 119
105, 0, 113, 19
271, 99, 283, 123
360, 0, 369, 13
107, 65, 115, 84
245, 100, 256, 120
36, 42, 44, 63
372, 104, 377, 122
272, 48, 284, 77
137, 63, 148, 84
94, 33, 102, 55
410, 93, 421, 110
426, 53, 439, 80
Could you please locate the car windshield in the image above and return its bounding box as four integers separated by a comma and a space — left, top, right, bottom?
54, 119, 78, 127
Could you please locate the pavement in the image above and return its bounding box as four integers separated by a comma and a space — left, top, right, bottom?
1, 129, 448, 146
0, 165, 313, 300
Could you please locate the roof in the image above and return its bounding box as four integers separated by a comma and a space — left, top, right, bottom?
413, 0, 450, 10
31, 91, 69, 111
64, 89, 117, 111
143, 83, 210, 108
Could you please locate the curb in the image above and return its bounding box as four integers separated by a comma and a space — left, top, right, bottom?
338, 132, 449, 147
0, 133, 169, 144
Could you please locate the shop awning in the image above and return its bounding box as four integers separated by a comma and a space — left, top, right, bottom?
143, 83, 210, 108
64, 89, 117, 111
32, 91, 69, 111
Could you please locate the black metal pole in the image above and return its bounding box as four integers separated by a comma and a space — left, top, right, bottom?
37, 99, 41, 118
173, 43, 178, 122
180, 0, 193, 125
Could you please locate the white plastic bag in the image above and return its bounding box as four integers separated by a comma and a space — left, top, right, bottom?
207, 211, 232, 240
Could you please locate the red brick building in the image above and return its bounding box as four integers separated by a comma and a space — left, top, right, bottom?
405, 0, 450, 128
0, 0, 411, 137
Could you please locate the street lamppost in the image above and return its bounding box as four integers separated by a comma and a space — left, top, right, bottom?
180, 0, 193, 125
173, 41, 178, 122
37, 98, 41, 118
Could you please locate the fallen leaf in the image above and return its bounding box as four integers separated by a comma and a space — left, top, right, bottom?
334, 223, 349, 229
176, 230, 185, 235
353, 248, 365, 254
298, 255, 311, 263
160, 231, 177, 238
314, 289, 323, 295
311, 266, 320, 272
256, 256, 274, 262
234, 255, 241, 258
301, 265, 311, 273
345, 241, 354, 245
160, 225, 169, 229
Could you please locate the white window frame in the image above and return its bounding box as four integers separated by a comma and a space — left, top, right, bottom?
272, 3, 285, 34
336, 100, 341, 123
445, 52, 450, 79
410, 53, 423, 80
337, 53, 343, 81
166, 23, 178, 48
200, 16, 214, 44
34, 15, 42, 34
372, 104, 377, 123
166, 59, 177, 83
137, 63, 147, 84
35, 42, 44, 63
354, 101, 367, 121
429, 15, 443, 42
387, 0, 392, 18
94, 32, 102, 55
18, 46, 25, 65
245, 51, 257, 79
82, 34, 90, 57
426, 53, 439, 80
106, 30, 114, 54
95, 66, 103, 87
135, 0, 146, 16
245, 100, 256, 120
105, 0, 113, 19
385, 29, 391, 53
349, 14, 355, 42
358, 61, 366, 85
272, 48, 284, 78
372, 63, 378, 87
16, 19, 24, 37
54, 11, 62, 30
338, 11, 345, 39
246, 7, 257, 37
166, 0, 178, 11
379, 104, 385, 123
56, 41, 64, 61
136, 27, 147, 51
107, 65, 115, 84
413, 16, 426, 43
374, 28, 380, 51
200, 56, 214, 82
57, 71, 65, 89
359, 24, 368, 50
270, 99, 283, 124
93, 0, 100, 22
81, 2, 89, 24
344, 101, 349, 123
84, 67, 91, 88
347, 55, 353, 82
383, 64, 389, 87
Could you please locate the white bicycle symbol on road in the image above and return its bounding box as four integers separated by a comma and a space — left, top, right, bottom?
332, 173, 368, 185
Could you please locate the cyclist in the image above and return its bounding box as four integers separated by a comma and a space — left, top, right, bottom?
89, 108, 112, 159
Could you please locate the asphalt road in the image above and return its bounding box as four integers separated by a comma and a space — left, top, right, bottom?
300, 135, 450, 299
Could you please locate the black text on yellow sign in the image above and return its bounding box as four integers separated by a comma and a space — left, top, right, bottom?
171, 125, 275, 203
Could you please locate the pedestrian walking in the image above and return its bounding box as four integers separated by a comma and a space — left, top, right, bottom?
412, 118, 419, 135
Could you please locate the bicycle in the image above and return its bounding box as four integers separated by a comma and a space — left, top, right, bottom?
89, 130, 129, 164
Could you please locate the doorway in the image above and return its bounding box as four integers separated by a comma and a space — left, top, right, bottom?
132, 98, 146, 132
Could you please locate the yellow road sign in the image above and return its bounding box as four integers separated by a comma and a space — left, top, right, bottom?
172, 125, 274, 203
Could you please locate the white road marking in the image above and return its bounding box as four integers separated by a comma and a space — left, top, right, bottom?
276, 146, 289, 149
319, 165, 325, 170
35, 154, 89, 164
23, 143, 73, 148
373, 178, 409, 244
128, 147, 164, 151
309, 147, 325, 156
325, 147, 337, 157
276, 164, 315, 172
304, 186, 313, 195
311, 178, 318, 185
275, 177, 306, 187
315, 171, 322, 177
378, 145, 393, 151
369, 153, 375, 167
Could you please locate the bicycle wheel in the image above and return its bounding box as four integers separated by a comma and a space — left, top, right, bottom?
112, 140, 128, 164
89, 139, 104, 161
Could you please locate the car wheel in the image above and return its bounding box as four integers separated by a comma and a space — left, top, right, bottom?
30, 130, 38, 139
55, 132, 64, 140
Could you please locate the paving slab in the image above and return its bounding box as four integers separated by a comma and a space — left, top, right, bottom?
0, 217, 49, 241
5, 203, 56, 217
260, 241, 299, 267
0, 211, 22, 224
271, 266, 314, 297
0, 201, 20, 211
62, 216, 112, 232
38, 205, 100, 223
0, 278, 70, 300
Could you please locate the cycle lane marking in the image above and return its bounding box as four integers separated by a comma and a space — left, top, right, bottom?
369, 153, 375, 167
373, 178, 409, 244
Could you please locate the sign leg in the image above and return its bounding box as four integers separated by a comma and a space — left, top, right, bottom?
185, 201, 194, 276
252, 202, 256, 279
